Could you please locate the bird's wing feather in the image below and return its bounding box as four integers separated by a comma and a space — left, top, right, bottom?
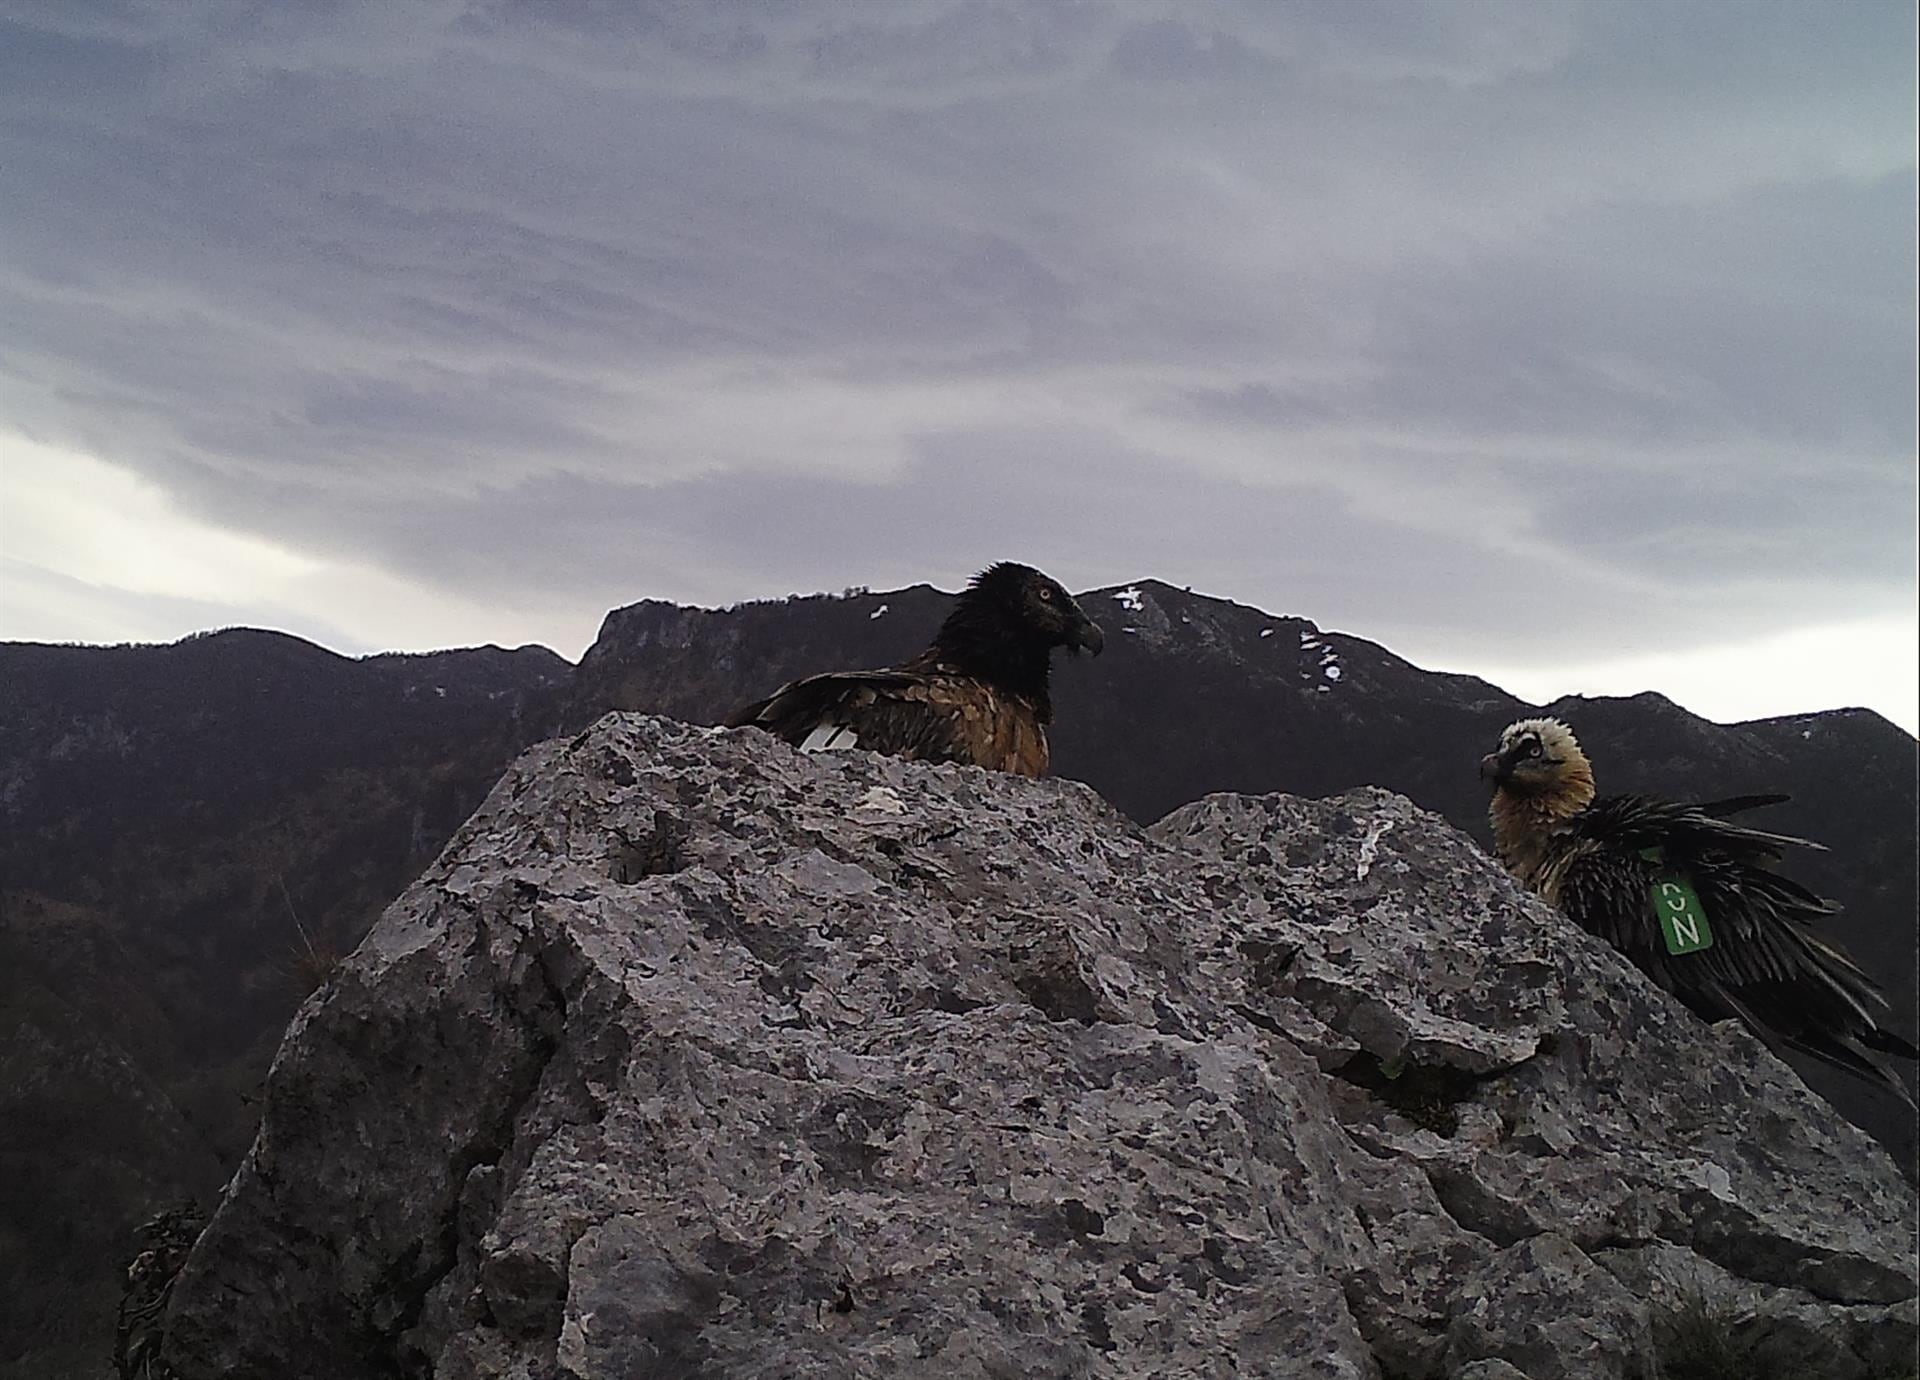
1552, 794, 1911, 1103
727, 669, 1039, 771
1573, 794, 1827, 862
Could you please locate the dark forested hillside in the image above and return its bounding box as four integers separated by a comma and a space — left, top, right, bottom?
0, 584, 1913, 1379
0, 632, 568, 1380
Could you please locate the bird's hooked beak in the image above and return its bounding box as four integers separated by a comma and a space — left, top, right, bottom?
1068, 609, 1105, 656
1479, 751, 1508, 785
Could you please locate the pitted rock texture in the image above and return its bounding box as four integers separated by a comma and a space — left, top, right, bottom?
161, 715, 1916, 1379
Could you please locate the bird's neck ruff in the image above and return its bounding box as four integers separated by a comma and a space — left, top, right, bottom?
1490, 762, 1596, 886
922, 599, 1055, 720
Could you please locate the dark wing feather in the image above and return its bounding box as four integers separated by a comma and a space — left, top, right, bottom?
726, 669, 918, 735
1692, 792, 1792, 818
726, 669, 1005, 769
1552, 794, 1914, 1104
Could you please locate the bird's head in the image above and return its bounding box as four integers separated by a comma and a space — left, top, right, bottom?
1480, 717, 1593, 803
960, 561, 1105, 657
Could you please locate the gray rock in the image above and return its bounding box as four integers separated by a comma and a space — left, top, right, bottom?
1449, 1363, 1532, 1380
161, 715, 1916, 1379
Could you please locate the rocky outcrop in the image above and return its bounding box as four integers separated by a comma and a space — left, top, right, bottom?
6, 586, 1912, 1378
160, 715, 1915, 1379
558, 581, 1919, 1177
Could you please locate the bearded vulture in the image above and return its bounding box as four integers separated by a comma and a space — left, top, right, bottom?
1481, 716, 1916, 1102
726, 562, 1104, 777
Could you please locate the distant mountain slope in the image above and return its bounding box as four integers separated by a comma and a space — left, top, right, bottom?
0, 632, 568, 1380
0, 586, 1912, 1379
0, 937, 225, 1380
562, 579, 1527, 824
0, 630, 569, 860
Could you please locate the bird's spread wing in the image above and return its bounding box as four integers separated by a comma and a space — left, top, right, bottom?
726, 669, 1047, 774
1553, 794, 1914, 1102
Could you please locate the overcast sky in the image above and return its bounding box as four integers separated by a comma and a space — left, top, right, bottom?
2, 1, 1914, 731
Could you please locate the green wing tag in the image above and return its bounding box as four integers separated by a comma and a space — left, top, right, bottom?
1639, 847, 1713, 955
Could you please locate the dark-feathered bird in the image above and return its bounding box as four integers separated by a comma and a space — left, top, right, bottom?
1481, 717, 1917, 1101
726, 562, 1104, 777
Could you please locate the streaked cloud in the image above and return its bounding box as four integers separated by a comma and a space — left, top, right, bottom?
1, 0, 1912, 729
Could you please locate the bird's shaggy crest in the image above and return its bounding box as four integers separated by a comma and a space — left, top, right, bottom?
1485, 717, 1597, 884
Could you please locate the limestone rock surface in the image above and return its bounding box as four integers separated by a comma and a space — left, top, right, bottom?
161, 715, 1916, 1379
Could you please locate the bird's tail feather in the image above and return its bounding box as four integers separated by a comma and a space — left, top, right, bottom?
1784, 1032, 1920, 1109
1860, 1024, 1920, 1063
1707, 974, 1915, 1106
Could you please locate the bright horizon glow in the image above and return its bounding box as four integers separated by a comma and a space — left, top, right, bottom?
0, 434, 605, 658
5, 436, 1912, 736
1439, 614, 1919, 735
